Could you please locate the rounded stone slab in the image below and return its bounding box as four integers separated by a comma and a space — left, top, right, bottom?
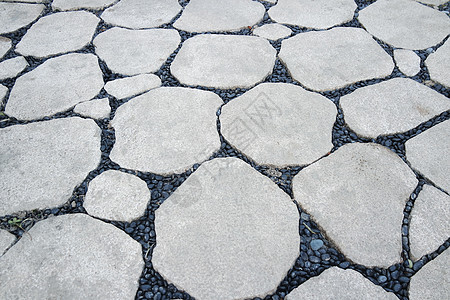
171, 34, 276, 89
153, 158, 299, 300
405, 120, 450, 192
101, 0, 181, 29
340, 78, 450, 138
0, 56, 28, 80
426, 39, 450, 88
94, 27, 180, 76
268, 0, 357, 29
0, 37, 11, 60
173, 0, 265, 33
293, 143, 417, 267
105, 74, 161, 99
5, 53, 103, 120
52, 0, 117, 11
220, 83, 336, 166
0, 214, 143, 299
358, 0, 450, 50
279, 27, 394, 91
73, 98, 111, 119
0, 2, 44, 34
0, 118, 101, 216
394, 49, 421, 77
0, 230, 15, 257
110, 87, 222, 174
253, 23, 292, 41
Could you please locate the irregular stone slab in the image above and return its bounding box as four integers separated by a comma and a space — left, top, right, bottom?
410, 249, 449, 300
0, 2, 44, 34
94, 27, 180, 76
406, 120, 450, 192
173, 0, 265, 33
0, 84, 7, 102
73, 98, 111, 119
5, 53, 103, 120
0, 118, 101, 216
0, 214, 143, 299
394, 49, 421, 77
279, 27, 394, 91
111, 87, 222, 174
105, 74, 161, 99
286, 267, 398, 300
171, 34, 276, 88
0, 230, 14, 257
101, 0, 181, 29
52, 0, 116, 10
0, 56, 28, 80
85, 170, 150, 222
0, 37, 11, 60
253, 23, 292, 40
293, 143, 417, 267
340, 78, 450, 138
221, 83, 336, 166
426, 39, 450, 88
358, 0, 450, 50
269, 0, 357, 29
153, 158, 299, 300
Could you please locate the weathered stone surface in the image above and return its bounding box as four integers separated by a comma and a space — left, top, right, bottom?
94, 28, 180, 76
0, 37, 11, 60
153, 158, 299, 300
84, 170, 150, 222
111, 87, 222, 174
340, 78, 450, 138
52, 0, 116, 11
253, 23, 292, 40
101, 0, 181, 29
293, 143, 417, 267
358, 0, 450, 50
174, 0, 265, 33
409, 249, 449, 300
73, 98, 111, 119
0, 230, 14, 257
415, 0, 449, 5
394, 49, 421, 77
0, 118, 101, 216
0, 2, 44, 34
0, 56, 28, 80
0, 214, 143, 299
406, 120, 450, 192
105, 74, 161, 99
426, 39, 450, 88
286, 267, 398, 300
171, 34, 276, 88
269, 0, 357, 29
0, 84, 7, 102
6, 53, 103, 120
279, 27, 394, 91
221, 83, 336, 166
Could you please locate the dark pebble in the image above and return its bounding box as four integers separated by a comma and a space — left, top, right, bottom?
393, 283, 402, 292
339, 261, 350, 269
378, 275, 387, 283
399, 276, 410, 283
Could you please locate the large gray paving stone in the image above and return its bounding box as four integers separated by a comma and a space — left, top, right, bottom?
94, 27, 180, 76
105, 74, 161, 99
110, 87, 222, 174
253, 23, 292, 41
279, 27, 394, 91
0, 214, 143, 299
5, 53, 103, 120
0, 56, 28, 80
73, 98, 111, 119
293, 143, 417, 267
153, 157, 299, 300
0, 37, 11, 60
171, 34, 276, 89
394, 49, 421, 77
340, 78, 450, 138
358, 0, 450, 50
0, 2, 44, 34
52, 0, 117, 11
426, 39, 450, 88
0, 230, 15, 257
221, 83, 336, 166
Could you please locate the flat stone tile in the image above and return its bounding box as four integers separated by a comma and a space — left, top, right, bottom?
0, 56, 28, 80
426, 39, 450, 88
0, 37, 11, 60
0, 230, 15, 257
253, 23, 292, 40
0, 2, 44, 34
52, 0, 116, 11
73, 98, 111, 119
394, 49, 421, 77
105, 74, 161, 99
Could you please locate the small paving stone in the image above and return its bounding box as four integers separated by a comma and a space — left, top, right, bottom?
0, 118, 101, 216
104, 74, 161, 99
73, 98, 111, 119
279, 27, 394, 91
171, 34, 276, 89
52, 0, 116, 11
0, 56, 28, 80
173, 0, 265, 33
426, 39, 450, 88
94, 27, 180, 76
110, 87, 222, 174
101, 0, 182, 29
394, 49, 421, 77
6, 53, 103, 120
0, 230, 15, 257
220, 83, 336, 166
0, 214, 143, 299
252, 23, 292, 41
358, 0, 450, 50
340, 78, 450, 138
0, 37, 11, 60
293, 143, 417, 267
153, 158, 299, 300
84, 170, 150, 222
268, 0, 357, 29
0, 84, 7, 102
0, 2, 44, 34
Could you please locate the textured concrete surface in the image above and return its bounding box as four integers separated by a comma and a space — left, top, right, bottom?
426, 39, 450, 88
0, 2, 44, 34
253, 23, 292, 41
394, 49, 421, 77
73, 98, 111, 119
105, 74, 161, 99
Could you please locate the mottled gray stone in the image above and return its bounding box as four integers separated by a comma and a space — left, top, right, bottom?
0, 2, 44, 34
6, 53, 103, 120
174, 0, 265, 33
153, 158, 299, 300
293, 143, 417, 267
0, 230, 14, 257
73, 98, 111, 119
279, 27, 394, 91
52, 0, 116, 11
426, 39, 450, 88
0, 118, 101, 216
340, 78, 450, 138
171, 34, 276, 88
94, 27, 180, 76
221, 83, 336, 166
111, 87, 222, 174
253, 23, 292, 40
104, 74, 161, 99
358, 0, 450, 50
394, 49, 421, 77
0, 56, 28, 80
0, 214, 143, 299
0, 37, 11, 60
0, 84, 7, 102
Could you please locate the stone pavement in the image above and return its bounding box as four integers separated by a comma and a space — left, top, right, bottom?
0, 0, 448, 299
